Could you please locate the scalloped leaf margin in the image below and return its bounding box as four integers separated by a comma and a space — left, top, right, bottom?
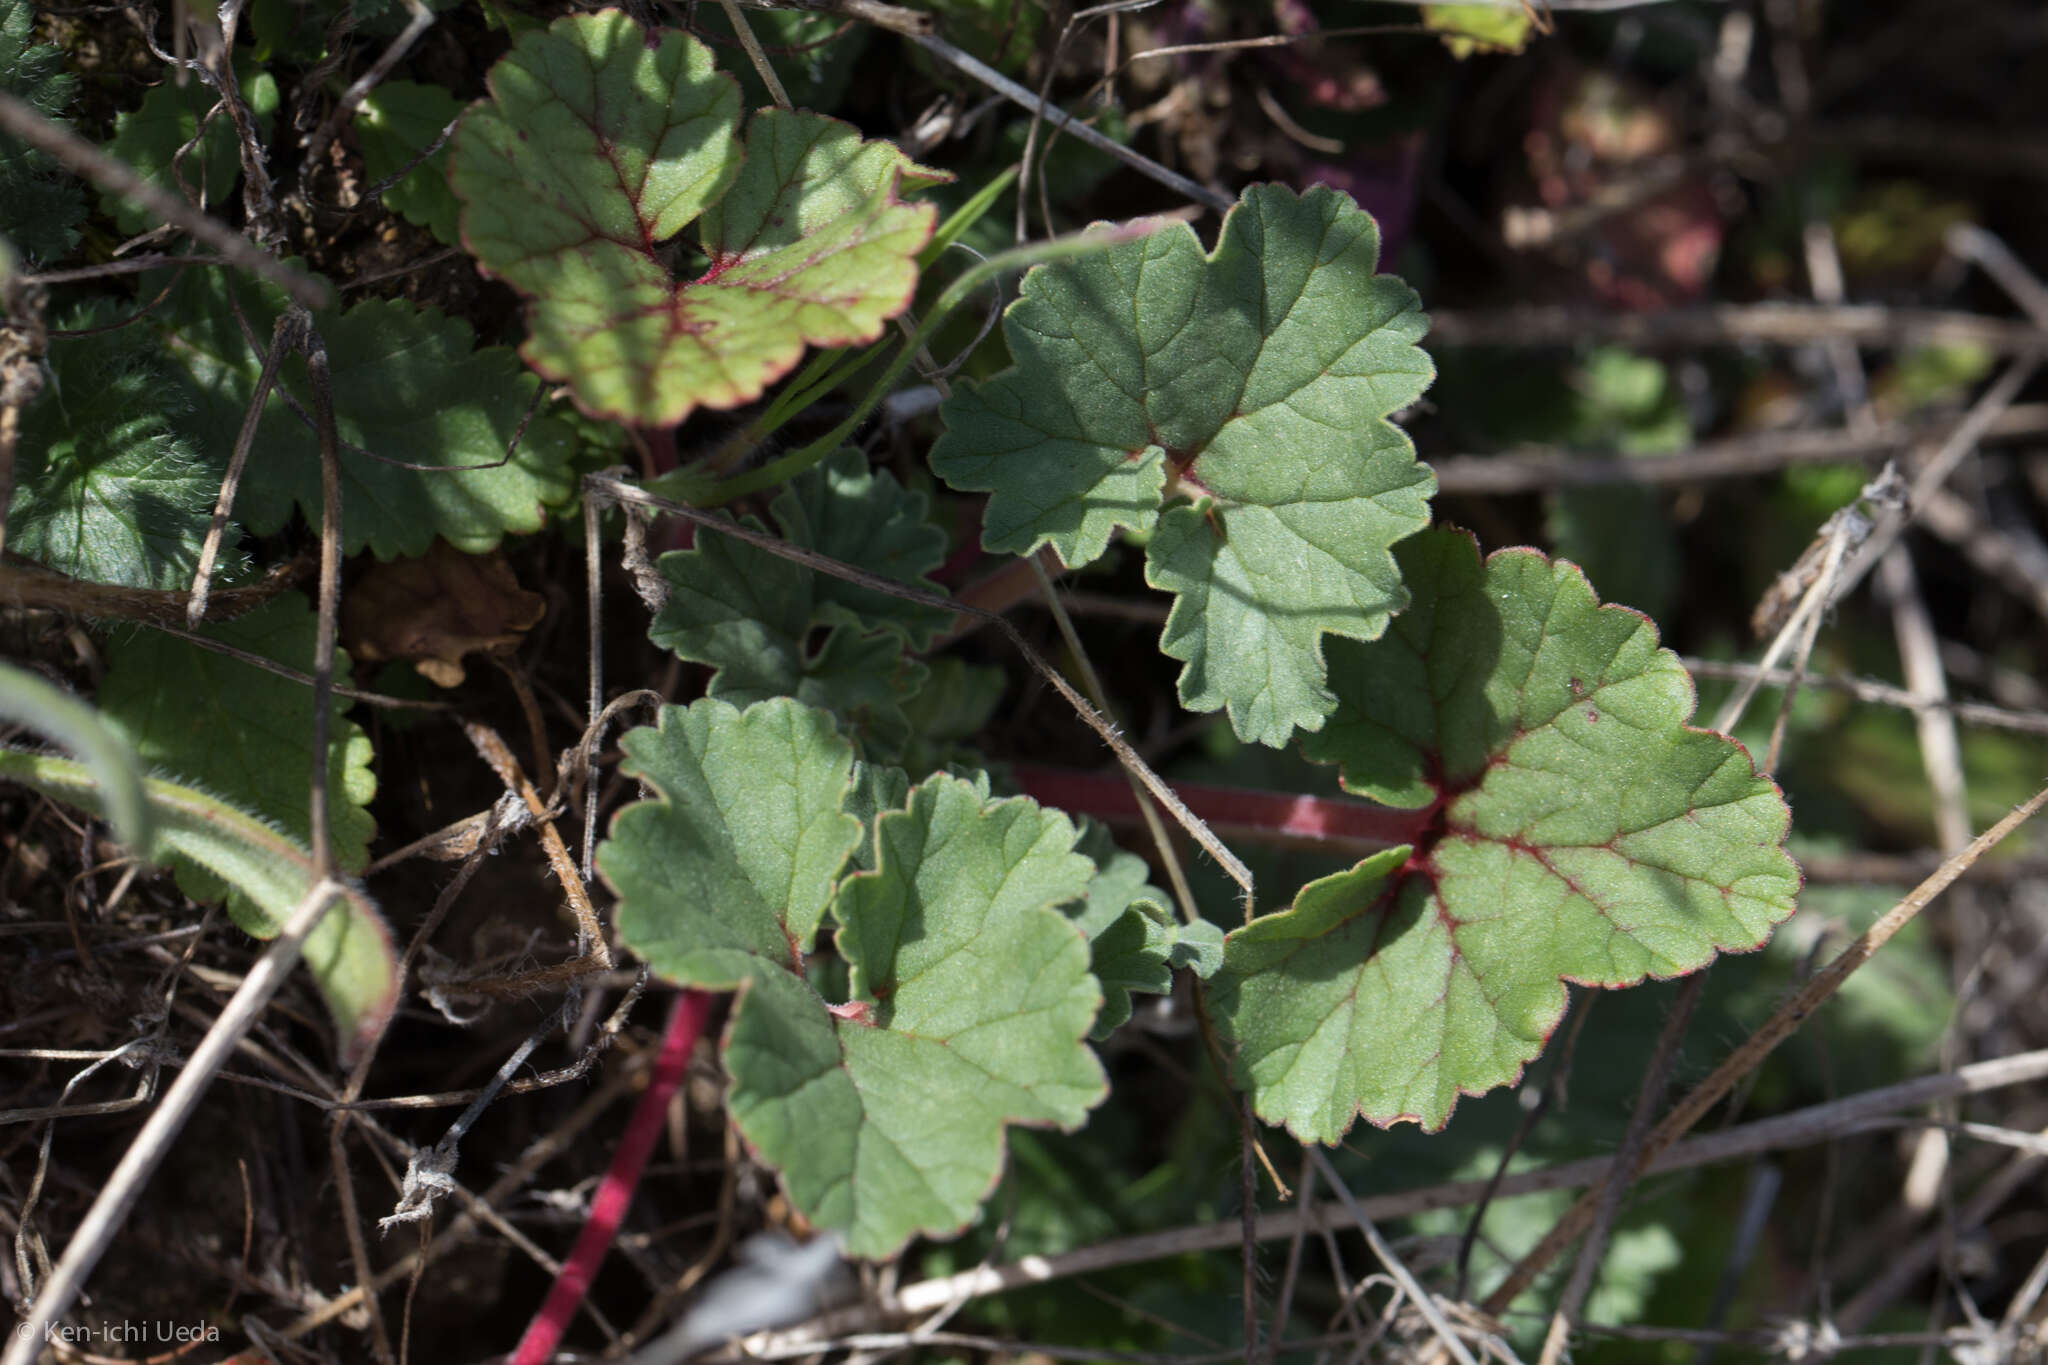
449, 10, 945, 427
599, 697, 1110, 1257
929, 184, 1437, 747
1212, 528, 1800, 1139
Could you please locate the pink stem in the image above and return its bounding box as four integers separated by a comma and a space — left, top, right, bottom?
1007, 764, 1431, 851
509, 989, 714, 1365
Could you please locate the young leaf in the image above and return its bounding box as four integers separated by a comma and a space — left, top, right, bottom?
96, 594, 378, 896
354, 79, 465, 245
1068, 822, 1221, 1038
649, 449, 950, 749
160, 268, 579, 558
930, 185, 1436, 747
602, 700, 1109, 1256
0, 0, 84, 264
0, 748, 399, 1064
0, 662, 152, 853
1214, 529, 1799, 1137
11, 309, 230, 589
448, 12, 943, 426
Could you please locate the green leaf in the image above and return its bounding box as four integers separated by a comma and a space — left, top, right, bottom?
448, 12, 943, 426
649, 449, 950, 749
355, 79, 464, 245
930, 185, 1436, 747
1214, 529, 1799, 1137
0, 661, 151, 852
604, 698, 863, 984
95, 594, 378, 903
1068, 821, 1215, 1038
1423, 4, 1535, 57
0, 748, 399, 1063
11, 308, 230, 589
160, 267, 580, 558
0, 0, 83, 263
101, 64, 280, 236
603, 705, 1108, 1256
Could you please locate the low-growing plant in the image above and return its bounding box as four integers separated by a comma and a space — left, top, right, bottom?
10, 0, 2035, 1359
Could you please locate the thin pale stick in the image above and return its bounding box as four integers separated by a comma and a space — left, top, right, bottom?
1479, 784, 2048, 1316
304, 321, 343, 878
715, 0, 793, 108
1681, 659, 2048, 739
1427, 405, 2048, 494
729, 1046, 2048, 1350
462, 720, 612, 966
1712, 529, 1846, 733
1265, 1151, 1317, 1365
0, 879, 343, 1365
188, 311, 301, 625
909, 31, 1232, 213
142, 620, 451, 709
1309, 1148, 1480, 1365
1835, 354, 2043, 602
298, 0, 436, 188
587, 473, 1256, 917
1534, 976, 1700, 1365
731, 0, 933, 36
0, 92, 326, 308
1028, 555, 1200, 920
1427, 302, 2046, 354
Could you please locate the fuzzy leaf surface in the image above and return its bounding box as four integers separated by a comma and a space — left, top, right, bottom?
160, 268, 578, 558
0, 0, 84, 263
1215, 529, 1799, 1138
649, 450, 949, 749
11, 312, 228, 589
449, 12, 941, 425
603, 716, 1106, 1257
96, 594, 377, 893
0, 749, 397, 1064
930, 184, 1436, 747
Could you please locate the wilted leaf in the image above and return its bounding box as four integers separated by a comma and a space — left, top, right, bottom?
930, 184, 1435, 747
449, 12, 943, 425
1212, 529, 1799, 1137
342, 541, 546, 686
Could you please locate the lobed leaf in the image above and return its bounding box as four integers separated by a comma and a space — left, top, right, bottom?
1213, 528, 1799, 1137
602, 700, 1110, 1256
10, 309, 229, 589
930, 184, 1436, 747
649, 449, 950, 751
449, 12, 942, 426
160, 267, 580, 558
